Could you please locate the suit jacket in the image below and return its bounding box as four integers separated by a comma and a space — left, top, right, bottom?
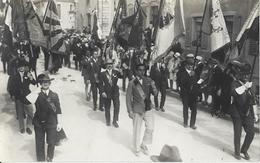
150, 63, 168, 88
12, 72, 37, 104
229, 80, 255, 118
33, 90, 62, 128
89, 57, 103, 83
177, 68, 199, 103
99, 69, 123, 98
126, 76, 158, 114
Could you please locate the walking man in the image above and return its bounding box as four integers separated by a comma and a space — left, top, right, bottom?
126, 63, 158, 156
177, 54, 200, 129
33, 73, 63, 162
100, 59, 123, 127
229, 60, 258, 160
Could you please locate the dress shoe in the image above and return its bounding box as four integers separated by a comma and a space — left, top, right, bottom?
160, 108, 165, 112
140, 144, 149, 155
190, 126, 197, 130
46, 157, 52, 162
112, 121, 119, 128
183, 124, 188, 128
26, 128, 32, 135
93, 105, 97, 111
155, 107, 160, 111
241, 151, 250, 160
234, 154, 241, 160
106, 122, 111, 126
20, 128, 25, 134
134, 151, 140, 157
99, 107, 105, 112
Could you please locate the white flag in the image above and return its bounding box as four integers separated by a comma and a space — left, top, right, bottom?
202, 0, 230, 52
153, 0, 185, 62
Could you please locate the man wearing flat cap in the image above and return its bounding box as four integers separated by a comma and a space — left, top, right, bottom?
33, 74, 62, 162
99, 59, 123, 127
177, 54, 200, 129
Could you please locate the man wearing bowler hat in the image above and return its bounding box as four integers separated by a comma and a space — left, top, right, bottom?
177, 54, 200, 129
99, 58, 123, 127
33, 73, 62, 162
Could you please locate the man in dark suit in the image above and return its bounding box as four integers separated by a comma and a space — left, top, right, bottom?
177, 54, 200, 129
99, 59, 123, 127
126, 63, 158, 156
33, 73, 62, 162
229, 60, 258, 160
12, 59, 37, 134
121, 50, 133, 92
150, 59, 168, 112
89, 47, 104, 111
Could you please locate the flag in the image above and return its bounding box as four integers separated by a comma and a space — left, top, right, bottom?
42, 0, 62, 50
236, 1, 259, 50
116, 6, 143, 49
10, 0, 28, 41
201, 0, 230, 53
4, 1, 11, 30
0, 0, 6, 25
152, 0, 186, 62
91, 10, 101, 41
24, 0, 47, 47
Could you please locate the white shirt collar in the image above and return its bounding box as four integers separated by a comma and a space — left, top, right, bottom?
42, 89, 50, 96
185, 68, 192, 75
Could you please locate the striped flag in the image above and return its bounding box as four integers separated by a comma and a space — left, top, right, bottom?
152, 0, 186, 63
201, 0, 230, 53
42, 0, 62, 50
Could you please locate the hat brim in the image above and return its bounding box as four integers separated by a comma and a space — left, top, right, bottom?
39, 78, 55, 82
150, 155, 160, 162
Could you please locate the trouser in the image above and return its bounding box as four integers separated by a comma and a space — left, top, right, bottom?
104, 96, 120, 123
43, 51, 50, 71
34, 126, 56, 161
84, 79, 91, 99
2, 60, 7, 73
16, 99, 33, 130
154, 85, 167, 109
133, 110, 154, 152
182, 97, 197, 127
122, 69, 132, 91
231, 113, 255, 156
91, 82, 104, 109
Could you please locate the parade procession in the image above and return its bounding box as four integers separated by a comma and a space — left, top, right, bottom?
0, 0, 260, 162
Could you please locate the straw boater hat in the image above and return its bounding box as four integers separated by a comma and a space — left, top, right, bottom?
151, 145, 182, 162
185, 53, 195, 65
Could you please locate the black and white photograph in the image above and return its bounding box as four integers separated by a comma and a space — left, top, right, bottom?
0, 0, 259, 162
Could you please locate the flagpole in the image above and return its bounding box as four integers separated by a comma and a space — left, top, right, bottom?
193, 0, 208, 70
21, 0, 38, 86
152, 0, 164, 44
250, 41, 258, 81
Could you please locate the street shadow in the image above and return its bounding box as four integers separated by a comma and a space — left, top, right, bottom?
155, 111, 183, 126
191, 130, 234, 156
20, 138, 37, 161
87, 110, 106, 124
107, 127, 132, 151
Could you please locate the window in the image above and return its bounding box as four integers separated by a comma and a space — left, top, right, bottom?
57, 4, 61, 18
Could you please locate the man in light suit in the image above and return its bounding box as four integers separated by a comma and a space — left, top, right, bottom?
126, 63, 158, 156
99, 59, 123, 127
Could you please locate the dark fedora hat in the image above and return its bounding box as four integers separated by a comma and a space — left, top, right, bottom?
151, 145, 182, 162
37, 73, 54, 83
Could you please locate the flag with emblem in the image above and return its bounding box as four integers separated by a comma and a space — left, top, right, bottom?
153, 0, 186, 62
201, 0, 230, 53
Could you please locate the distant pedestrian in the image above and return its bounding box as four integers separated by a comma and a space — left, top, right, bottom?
126, 63, 158, 156
33, 73, 63, 162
